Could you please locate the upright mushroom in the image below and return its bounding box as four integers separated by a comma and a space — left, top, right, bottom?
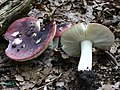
4, 17, 56, 61
61, 23, 115, 71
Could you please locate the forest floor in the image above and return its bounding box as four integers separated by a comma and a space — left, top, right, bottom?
0, 0, 120, 90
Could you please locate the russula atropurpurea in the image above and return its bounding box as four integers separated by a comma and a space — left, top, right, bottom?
61, 23, 115, 71
4, 17, 56, 61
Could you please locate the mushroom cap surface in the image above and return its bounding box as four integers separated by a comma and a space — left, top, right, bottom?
61, 23, 115, 57
4, 17, 56, 61
55, 23, 72, 37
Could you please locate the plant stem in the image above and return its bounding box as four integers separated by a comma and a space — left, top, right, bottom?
78, 40, 92, 71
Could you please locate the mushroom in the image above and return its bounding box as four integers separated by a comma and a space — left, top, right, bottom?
61, 23, 115, 71
4, 17, 56, 61
52, 23, 72, 49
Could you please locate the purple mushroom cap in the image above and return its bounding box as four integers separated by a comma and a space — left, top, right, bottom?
55, 23, 72, 37
4, 17, 56, 61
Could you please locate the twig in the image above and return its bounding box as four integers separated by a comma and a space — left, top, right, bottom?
37, 73, 63, 89
114, 40, 120, 42
105, 51, 119, 66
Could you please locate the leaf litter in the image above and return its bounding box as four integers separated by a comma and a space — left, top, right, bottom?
0, 0, 120, 90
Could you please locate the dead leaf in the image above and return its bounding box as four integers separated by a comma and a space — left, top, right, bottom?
15, 74, 24, 82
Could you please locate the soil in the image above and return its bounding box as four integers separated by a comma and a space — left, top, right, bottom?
0, 0, 120, 90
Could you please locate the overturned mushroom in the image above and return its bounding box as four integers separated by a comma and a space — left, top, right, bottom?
4, 17, 56, 61
61, 23, 115, 71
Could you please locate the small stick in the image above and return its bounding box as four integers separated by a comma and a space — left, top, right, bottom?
37, 73, 63, 89
105, 51, 119, 66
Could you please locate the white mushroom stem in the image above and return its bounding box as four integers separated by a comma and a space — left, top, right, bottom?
48, 38, 59, 49
53, 37, 59, 49
78, 40, 92, 71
